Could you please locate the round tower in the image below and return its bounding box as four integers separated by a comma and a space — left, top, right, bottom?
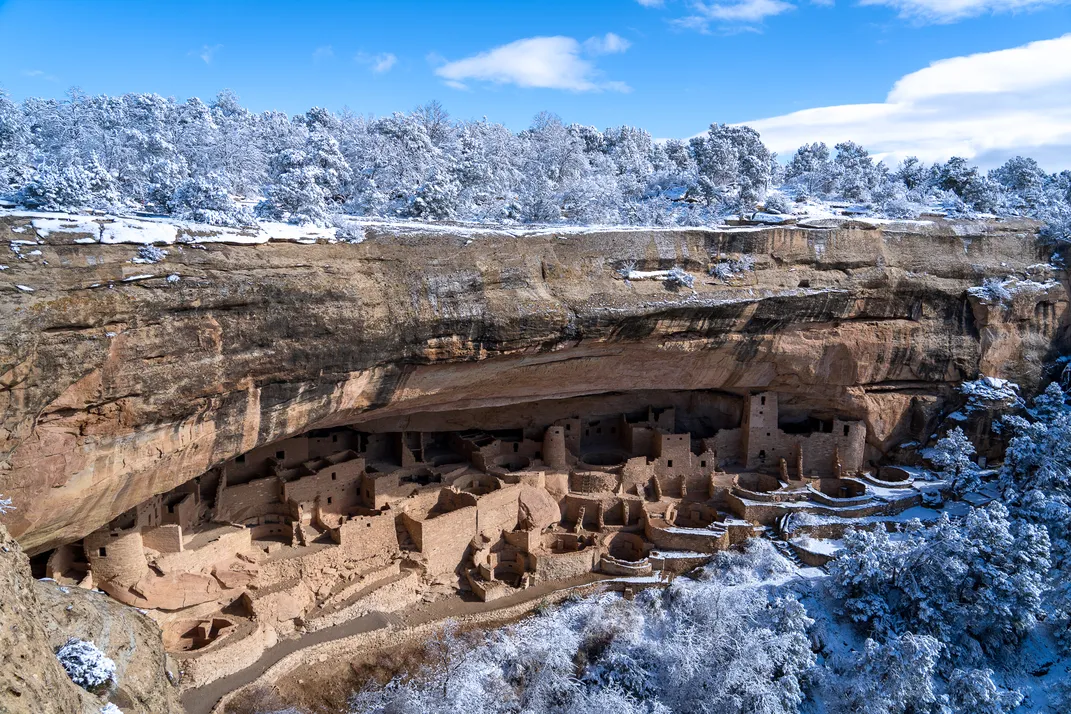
543, 426, 568, 471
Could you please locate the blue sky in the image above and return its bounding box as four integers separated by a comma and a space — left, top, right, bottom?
2, 0, 1071, 166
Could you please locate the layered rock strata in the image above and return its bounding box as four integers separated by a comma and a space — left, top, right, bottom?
0, 216, 1067, 553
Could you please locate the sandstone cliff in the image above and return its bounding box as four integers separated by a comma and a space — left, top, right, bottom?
1, 216, 1067, 553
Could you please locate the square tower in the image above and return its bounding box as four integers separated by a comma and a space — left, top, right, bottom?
742, 391, 779, 469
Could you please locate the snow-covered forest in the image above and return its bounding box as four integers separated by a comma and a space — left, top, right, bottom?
337, 383, 1071, 714
1, 89, 1070, 241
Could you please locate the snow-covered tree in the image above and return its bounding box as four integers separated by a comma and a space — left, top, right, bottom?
930, 426, 982, 494
830, 504, 1050, 660
0, 89, 31, 191
18, 156, 118, 211
169, 172, 253, 226
353, 540, 814, 714
256, 146, 332, 225
828, 632, 944, 714
56, 638, 116, 691
4, 89, 1071, 236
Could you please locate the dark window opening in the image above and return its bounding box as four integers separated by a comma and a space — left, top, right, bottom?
767, 432, 771, 437
610, 426, 616, 434
167, 504, 175, 513
331, 472, 337, 480
276, 450, 285, 460
667, 459, 673, 467
843, 425, 850, 437
98, 547, 107, 557
596, 427, 602, 435
327, 497, 333, 505
585, 429, 589, 436
566, 424, 571, 431
759, 449, 767, 460
760, 396, 766, 405
513, 443, 519, 452
236, 454, 246, 464
332, 434, 338, 443
701, 460, 706, 467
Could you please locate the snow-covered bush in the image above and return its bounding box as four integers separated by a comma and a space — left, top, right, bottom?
961, 376, 1023, 413
969, 276, 1014, 305
132, 245, 167, 264
168, 172, 253, 227
664, 266, 694, 290
710, 254, 754, 281
100, 704, 122, 714
56, 637, 116, 691
0, 493, 13, 514
763, 191, 791, 214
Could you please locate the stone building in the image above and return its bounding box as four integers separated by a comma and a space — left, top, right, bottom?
49, 391, 928, 683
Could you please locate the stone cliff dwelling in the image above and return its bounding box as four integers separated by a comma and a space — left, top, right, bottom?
36, 390, 930, 683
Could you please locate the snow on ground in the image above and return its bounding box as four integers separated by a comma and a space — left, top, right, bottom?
0, 195, 940, 250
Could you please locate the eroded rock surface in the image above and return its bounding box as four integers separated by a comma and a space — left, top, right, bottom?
0, 523, 91, 714
1, 217, 1068, 553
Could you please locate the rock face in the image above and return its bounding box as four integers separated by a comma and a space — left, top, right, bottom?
0, 523, 91, 714
34, 580, 183, 714
1, 216, 1068, 553
0, 521, 180, 713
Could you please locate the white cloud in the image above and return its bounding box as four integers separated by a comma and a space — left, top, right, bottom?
313, 45, 334, 61
583, 32, 632, 55
636, 0, 666, 6
22, 69, 58, 82
676, 0, 796, 29
741, 34, 1071, 169
859, 0, 1065, 23
190, 44, 222, 65
435, 36, 630, 92
355, 52, 397, 74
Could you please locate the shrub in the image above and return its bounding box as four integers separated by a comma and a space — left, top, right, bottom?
56, 638, 116, 691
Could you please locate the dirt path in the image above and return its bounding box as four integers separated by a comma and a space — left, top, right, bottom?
179, 610, 398, 714
180, 572, 613, 714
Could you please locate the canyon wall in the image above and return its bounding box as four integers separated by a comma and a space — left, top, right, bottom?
1, 216, 1067, 553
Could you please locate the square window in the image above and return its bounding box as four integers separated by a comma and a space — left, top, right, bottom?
566, 424, 571, 431
276, 450, 285, 460
236, 454, 246, 464
701, 460, 706, 467
844, 425, 850, 437
667, 459, 673, 467
98, 547, 107, 557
